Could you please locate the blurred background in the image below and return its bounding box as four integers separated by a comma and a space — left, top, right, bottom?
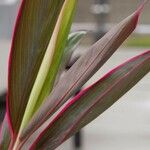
0, 0, 150, 150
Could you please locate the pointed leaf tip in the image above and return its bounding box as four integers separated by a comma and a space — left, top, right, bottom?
134, 0, 147, 18
129, 1, 147, 30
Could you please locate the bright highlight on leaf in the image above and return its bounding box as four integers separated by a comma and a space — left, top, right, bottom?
19, 0, 77, 133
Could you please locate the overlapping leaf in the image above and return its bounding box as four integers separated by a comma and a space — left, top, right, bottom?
54, 31, 87, 84
19, 0, 77, 133
21, 5, 143, 140
31, 50, 150, 149
63, 31, 87, 69
7, 0, 65, 134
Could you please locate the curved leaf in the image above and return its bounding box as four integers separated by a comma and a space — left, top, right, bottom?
18, 0, 77, 133
21, 5, 144, 141
31, 50, 150, 149
7, 0, 65, 134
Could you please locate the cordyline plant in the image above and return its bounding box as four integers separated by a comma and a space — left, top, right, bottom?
0, 0, 150, 149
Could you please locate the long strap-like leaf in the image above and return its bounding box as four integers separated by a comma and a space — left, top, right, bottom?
31, 50, 150, 149
21, 5, 144, 141
7, 0, 65, 134
11, 0, 77, 149
19, 0, 77, 132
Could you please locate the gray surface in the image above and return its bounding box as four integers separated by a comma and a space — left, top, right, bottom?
0, 1, 19, 39
0, 40, 10, 93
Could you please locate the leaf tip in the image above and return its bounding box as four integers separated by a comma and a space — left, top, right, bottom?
136, 0, 147, 14
130, 1, 147, 29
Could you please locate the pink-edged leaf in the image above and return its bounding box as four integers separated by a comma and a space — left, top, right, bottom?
20, 4, 144, 141
30, 50, 150, 149
7, 0, 65, 134
0, 114, 11, 150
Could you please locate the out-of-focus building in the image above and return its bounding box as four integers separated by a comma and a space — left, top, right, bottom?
0, 0, 150, 39
0, 0, 19, 39
75, 0, 150, 24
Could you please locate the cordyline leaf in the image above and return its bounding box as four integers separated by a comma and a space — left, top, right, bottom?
18, 0, 77, 134
7, 0, 65, 134
63, 31, 87, 68
0, 115, 11, 150
31, 50, 150, 150
54, 31, 87, 85
65, 31, 87, 54
20, 4, 144, 141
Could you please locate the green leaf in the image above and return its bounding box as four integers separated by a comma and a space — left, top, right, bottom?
0, 115, 11, 150
55, 31, 87, 84
21, 5, 143, 141
66, 31, 87, 53
64, 31, 87, 67
8, 0, 65, 134
30, 50, 150, 149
